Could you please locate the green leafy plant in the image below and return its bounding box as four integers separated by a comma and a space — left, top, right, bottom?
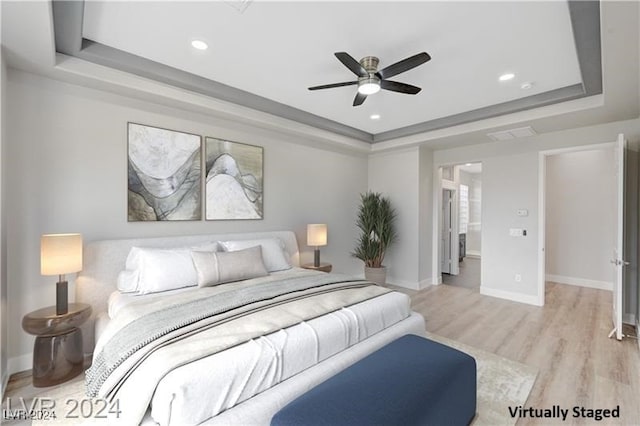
352, 191, 397, 268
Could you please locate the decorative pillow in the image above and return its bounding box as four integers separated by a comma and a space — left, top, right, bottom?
191, 246, 268, 288
219, 238, 291, 272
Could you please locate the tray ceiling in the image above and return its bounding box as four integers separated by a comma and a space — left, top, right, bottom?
50, 1, 600, 143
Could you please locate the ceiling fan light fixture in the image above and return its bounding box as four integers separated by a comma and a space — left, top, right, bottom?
358, 75, 381, 95
358, 83, 380, 95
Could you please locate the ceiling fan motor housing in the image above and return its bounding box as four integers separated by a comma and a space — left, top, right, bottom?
359, 56, 379, 73
357, 56, 381, 94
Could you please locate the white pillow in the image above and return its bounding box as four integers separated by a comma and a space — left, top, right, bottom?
219, 238, 291, 272
116, 269, 140, 293
123, 244, 219, 294
121, 241, 220, 294
191, 246, 268, 288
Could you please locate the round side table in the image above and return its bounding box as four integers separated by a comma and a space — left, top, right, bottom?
22, 303, 92, 387
301, 262, 333, 273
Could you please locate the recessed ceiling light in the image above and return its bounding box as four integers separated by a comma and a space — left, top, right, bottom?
191, 40, 208, 50
499, 73, 515, 82
465, 163, 473, 166
521, 82, 533, 90
370, 114, 381, 120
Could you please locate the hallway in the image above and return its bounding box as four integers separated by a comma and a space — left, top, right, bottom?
442, 257, 480, 290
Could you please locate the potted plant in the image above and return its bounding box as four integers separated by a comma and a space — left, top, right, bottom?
352, 191, 397, 285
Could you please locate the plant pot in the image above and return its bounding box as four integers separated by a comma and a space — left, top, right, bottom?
364, 266, 387, 286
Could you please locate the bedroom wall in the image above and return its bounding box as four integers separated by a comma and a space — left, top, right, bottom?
545, 148, 616, 289
5, 69, 369, 373
418, 146, 434, 286
433, 118, 640, 306
0, 46, 8, 395
368, 147, 421, 288
365, 146, 435, 289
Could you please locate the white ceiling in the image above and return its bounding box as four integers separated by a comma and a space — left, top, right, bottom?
2, 1, 639, 152
458, 162, 482, 174
81, 1, 582, 134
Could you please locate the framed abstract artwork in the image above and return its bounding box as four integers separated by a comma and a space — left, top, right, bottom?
204, 137, 263, 220
127, 123, 202, 221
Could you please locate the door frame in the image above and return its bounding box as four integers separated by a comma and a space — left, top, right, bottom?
432, 162, 481, 285
537, 141, 616, 307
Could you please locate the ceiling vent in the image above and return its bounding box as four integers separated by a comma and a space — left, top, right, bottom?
224, 0, 253, 13
487, 126, 537, 141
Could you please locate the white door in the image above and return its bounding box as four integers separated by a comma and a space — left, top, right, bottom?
442, 189, 453, 274
610, 134, 627, 340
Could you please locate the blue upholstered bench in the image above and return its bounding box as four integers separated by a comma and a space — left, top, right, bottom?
271, 334, 476, 426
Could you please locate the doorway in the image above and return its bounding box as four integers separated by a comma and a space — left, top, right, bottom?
439, 163, 482, 290
539, 137, 631, 339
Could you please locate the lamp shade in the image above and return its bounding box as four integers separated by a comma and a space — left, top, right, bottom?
41, 233, 83, 276
307, 224, 327, 247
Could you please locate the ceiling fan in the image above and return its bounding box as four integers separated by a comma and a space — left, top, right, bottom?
308, 51, 431, 106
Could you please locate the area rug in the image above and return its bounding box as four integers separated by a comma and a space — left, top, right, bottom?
426, 332, 538, 425
25, 333, 537, 426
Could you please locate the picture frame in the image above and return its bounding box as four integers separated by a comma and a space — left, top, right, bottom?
204, 137, 264, 220
127, 122, 202, 221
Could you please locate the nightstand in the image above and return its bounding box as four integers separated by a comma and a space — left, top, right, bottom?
22, 303, 92, 387
301, 262, 333, 273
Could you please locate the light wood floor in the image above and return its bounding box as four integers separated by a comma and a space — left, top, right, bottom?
5, 282, 640, 425
442, 256, 481, 290
397, 281, 640, 425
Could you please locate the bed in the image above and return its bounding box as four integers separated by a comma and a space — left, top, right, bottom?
76, 230, 425, 425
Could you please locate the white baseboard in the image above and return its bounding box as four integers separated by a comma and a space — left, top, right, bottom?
480, 286, 542, 306
545, 274, 612, 291
466, 250, 481, 258
8, 353, 31, 376
418, 277, 438, 289
387, 278, 420, 290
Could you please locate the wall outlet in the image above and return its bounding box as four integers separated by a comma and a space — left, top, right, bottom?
515, 274, 522, 282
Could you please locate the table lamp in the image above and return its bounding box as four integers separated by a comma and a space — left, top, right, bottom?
307, 224, 327, 267
41, 233, 83, 315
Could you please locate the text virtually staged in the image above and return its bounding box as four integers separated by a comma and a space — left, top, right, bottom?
509, 405, 621, 421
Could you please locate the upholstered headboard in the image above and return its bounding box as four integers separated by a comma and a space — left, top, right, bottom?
75, 230, 300, 354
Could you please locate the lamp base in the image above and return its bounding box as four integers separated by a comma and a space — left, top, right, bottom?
314, 248, 321, 267
56, 281, 68, 315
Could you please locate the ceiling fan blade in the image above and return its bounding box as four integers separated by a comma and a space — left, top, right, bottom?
353, 92, 367, 106
377, 52, 431, 80
308, 81, 357, 91
335, 52, 368, 77
380, 80, 422, 95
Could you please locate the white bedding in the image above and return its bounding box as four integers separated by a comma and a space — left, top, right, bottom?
100, 268, 412, 426
144, 290, 411, 425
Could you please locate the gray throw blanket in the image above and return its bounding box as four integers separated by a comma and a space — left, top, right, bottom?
86, 273, 384, 401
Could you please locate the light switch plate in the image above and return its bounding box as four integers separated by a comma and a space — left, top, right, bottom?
517, 209, 529, 217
